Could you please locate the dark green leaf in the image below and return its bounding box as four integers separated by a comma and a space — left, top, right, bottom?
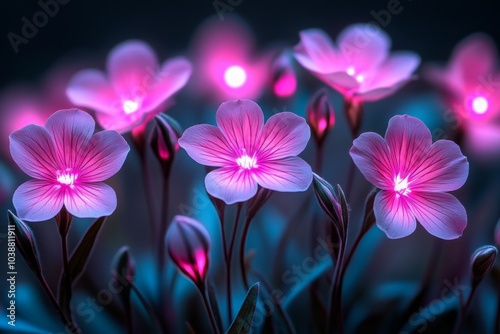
7, 211, 42, 277
227, 283, 260, 334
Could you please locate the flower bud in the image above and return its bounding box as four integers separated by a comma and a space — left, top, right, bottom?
272, 56, 297, 99
471, 245, 497, 287
150, 113, 182, 173
344, 97, 363, 138
307, 88, 335, 146
312, 173, 346, 238
112, 246, 135, 284
166, 215, 211, 289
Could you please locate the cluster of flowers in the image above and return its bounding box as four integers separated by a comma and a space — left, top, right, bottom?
3, 17, 500, 334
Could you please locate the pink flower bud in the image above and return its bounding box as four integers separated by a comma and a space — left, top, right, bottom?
471, 245, 497, 287
307, 88, 335, 146
166, 215, 211, 288
150, 113, 182, 172
272, 50, 297, 98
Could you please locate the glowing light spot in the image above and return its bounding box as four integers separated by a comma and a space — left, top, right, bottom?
224, 66, 247, 88
347, 67, 355, 76
123, 100, 139, 114
318, 119, 328, 132
273, 71, 297, 97
472, 96, 488, 114
394, 173, 411, 197
356, 74, 364, 82
236, 153, 258, 170
57, 169, 78, 188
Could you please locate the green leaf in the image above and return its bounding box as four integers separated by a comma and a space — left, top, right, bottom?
227, 283, 260, 334
68, 216, 106, 280
7, 211, 42, 278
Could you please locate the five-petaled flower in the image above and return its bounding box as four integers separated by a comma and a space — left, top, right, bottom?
66, 40, 192, 133
350, 115, 469, 239
294, 24, 420, 102
10, 109, 130, 221
178, 99, 313, 204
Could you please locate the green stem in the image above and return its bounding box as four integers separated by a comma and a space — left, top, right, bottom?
227, 203, 243, 322
200, 286, 221, 334
129, 281, 164, 333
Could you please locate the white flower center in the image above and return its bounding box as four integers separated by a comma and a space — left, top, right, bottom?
57, 169, 78, 188
123, 100, 140, 114
394, 173, 411, 197
224, 65, 247, 88
346, 66, 364, 82
471, 96, 488, 114
236, 154, 258, 170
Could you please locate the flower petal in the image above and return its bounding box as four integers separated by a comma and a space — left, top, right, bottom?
9, 125, 59, 180
350, 132, 393, 189
107, 40, 158, 94
294, 29, 339, 73
258, 112, 310, 161
409, 192, 467, 240
385, 115, 432, 177
450, 33, 497, 87
66, 69, 119, 113
337, 24, 390, 72
13, 180, 64, 222
178, 124, 235, 167
365, 52, 420, 90
215, 99, 264, 155
94, 111, 145, 134
205, 167, 258, 204
77, 131, 130, 182
141, 57, 192, 112
374, 190, 416, 239
252, 157, 312, 192
323, 72, 360, 91
410, 140, 468, 192
64, 182, 117, 218
45, 109, 95, 168
354, 78, 414, 102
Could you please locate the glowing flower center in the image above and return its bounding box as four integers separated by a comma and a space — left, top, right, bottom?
346, 66, 364, 82
224, 65, 247, 88
394, 173, 411, 197
471, 96, 488, 114
236, 154, 258, 170
123, 100, 140, 114
57, 169, 78, 188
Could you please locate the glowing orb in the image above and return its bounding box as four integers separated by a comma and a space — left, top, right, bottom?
472, 96, 488, 114
123, 100, 139, 114
224, 66, 247, 88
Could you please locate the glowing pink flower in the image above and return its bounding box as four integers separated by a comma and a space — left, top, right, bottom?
10, 109, 130, 221
166, 215, 211, 288
294, 24, 420, 102
350, 115, 469, 239
66, 40, 192, 133
178, 99, 312, 204
190, 16, 275, 103
424, 34, 500, 157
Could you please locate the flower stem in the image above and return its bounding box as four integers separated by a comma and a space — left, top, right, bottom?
129, 281, 164, 333
200, 286, 221, 334
326, 240, 346, 334
315, 143, 324, 173
37, 273, 76, 332
239, 214, 252, 290
345, 159, 356, 203
226, 203, 243, 322
452, 285, 476, 334
158, 169, 171, 331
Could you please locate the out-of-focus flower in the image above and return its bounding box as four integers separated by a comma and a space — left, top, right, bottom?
166, 215, 211, 288
178, 99, 312, 205
424, 34, 500, 157
294, 24, 420, 102
350, 115, 469, 239
190, 16, 276, 103
66, 40, 192, 133
306, 88, 335, 146
10, 109, 130, 221
0, 61, 87, 157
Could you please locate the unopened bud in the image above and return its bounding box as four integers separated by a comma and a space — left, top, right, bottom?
166, 215, 211, 289
150, 113, 182, 172
272, 50, 297, 98
471, 245, 497, 287
307, 88, 335, 146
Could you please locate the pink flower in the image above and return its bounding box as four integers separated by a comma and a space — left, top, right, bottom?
178, 99, 313, 204
350, 115, 469, 239
424, 34, 500, 157
10, 109, 130, 221
66, 40, 192, 133
294, 24, 420, 102
190, 16, 275, 103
